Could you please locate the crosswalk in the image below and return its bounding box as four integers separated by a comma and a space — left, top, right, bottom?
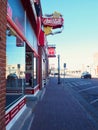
63, 79, 98, 107
64, 80, 91, 88
64, 78, 98, 115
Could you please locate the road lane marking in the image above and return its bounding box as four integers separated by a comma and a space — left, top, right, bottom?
90, 99, 98, 104
64, 83, 74, 88
71, 82, 79, 86
78, 86, 98, 92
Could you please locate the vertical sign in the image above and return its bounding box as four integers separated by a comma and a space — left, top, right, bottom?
64, 63, 66, 68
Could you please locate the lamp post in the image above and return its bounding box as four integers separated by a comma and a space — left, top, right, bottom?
58, 54, 60, 84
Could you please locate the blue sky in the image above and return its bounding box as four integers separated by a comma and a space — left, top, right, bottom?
41, 0, 98, 70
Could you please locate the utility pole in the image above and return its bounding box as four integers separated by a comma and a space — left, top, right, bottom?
58, 55, 60, 84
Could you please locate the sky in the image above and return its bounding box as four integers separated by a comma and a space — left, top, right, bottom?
41, 0, 98, 70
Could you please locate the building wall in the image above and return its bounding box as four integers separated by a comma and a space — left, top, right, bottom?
0, 0, 48, 129
0, 0, 7, 130
93, 53, 98, 75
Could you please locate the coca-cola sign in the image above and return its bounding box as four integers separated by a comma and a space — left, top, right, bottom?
42, 17, 64, 27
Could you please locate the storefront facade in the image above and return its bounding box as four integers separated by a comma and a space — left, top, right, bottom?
0, 1, 64, 129
0, 1, 7, 130
3, 0, 48, 129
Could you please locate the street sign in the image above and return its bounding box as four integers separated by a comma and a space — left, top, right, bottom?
64, 63, 66, 68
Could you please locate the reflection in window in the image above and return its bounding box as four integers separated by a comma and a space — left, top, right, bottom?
6, 32, 25, 109
8, 0, 25, 34
26, 16, 38, 52
25, 51, 33, 87
42, 57, 46, 80
25, 45, 38, 88
34, 57, 37, 86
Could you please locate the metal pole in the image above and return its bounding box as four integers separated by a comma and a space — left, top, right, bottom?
64, 68, 65, 78
22, 78, 24, 94
64, 63, 66, 78
58, 55, 60, 84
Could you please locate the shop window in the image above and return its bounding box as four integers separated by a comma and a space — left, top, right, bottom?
8, 0, 25, 34
34, 57, 37, 86
26, 16, 38, 52
6, 29, 25, 110
26, 51, 33, 87
6, 0, 39, 110
25, 44, 38, 88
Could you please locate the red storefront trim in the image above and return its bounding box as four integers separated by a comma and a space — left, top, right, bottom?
7, 15, 39, 57
5, 98, 26, 126
25, 84, 39, 94
38, 30, 45, 46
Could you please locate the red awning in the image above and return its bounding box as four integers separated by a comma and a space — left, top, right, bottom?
37, 17, 41, 45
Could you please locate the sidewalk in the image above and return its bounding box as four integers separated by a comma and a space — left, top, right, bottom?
9, 87, 45, 130
29, 77, 98, 130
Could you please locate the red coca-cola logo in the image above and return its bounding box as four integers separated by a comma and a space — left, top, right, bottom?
42, 18, 63, 27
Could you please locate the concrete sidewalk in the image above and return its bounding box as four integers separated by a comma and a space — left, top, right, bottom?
9, 86, 45, 130
29, 77, 98, 130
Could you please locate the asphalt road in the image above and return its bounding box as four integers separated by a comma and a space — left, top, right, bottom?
64, 77, 98, 123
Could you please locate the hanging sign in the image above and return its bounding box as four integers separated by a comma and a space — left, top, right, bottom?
42, 17, 63, 28
44, 26, 52, 35
42, 11, 64, 35
48, 47, 56, 57
42, 11, 64, 28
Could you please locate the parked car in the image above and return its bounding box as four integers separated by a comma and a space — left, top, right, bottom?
81, 71, 91, 79
7, 73, 18, 80
54, 73, 58, 75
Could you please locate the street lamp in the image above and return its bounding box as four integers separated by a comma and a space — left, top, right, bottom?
64, 63, 66, 78
58, 54, 60, 84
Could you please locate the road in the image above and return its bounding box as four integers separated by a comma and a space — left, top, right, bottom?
63, 77, 98, 123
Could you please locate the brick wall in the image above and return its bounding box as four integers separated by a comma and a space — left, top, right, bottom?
0, 0, 7, 130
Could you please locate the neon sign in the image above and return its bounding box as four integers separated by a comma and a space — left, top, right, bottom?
42, 18, 63, 27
